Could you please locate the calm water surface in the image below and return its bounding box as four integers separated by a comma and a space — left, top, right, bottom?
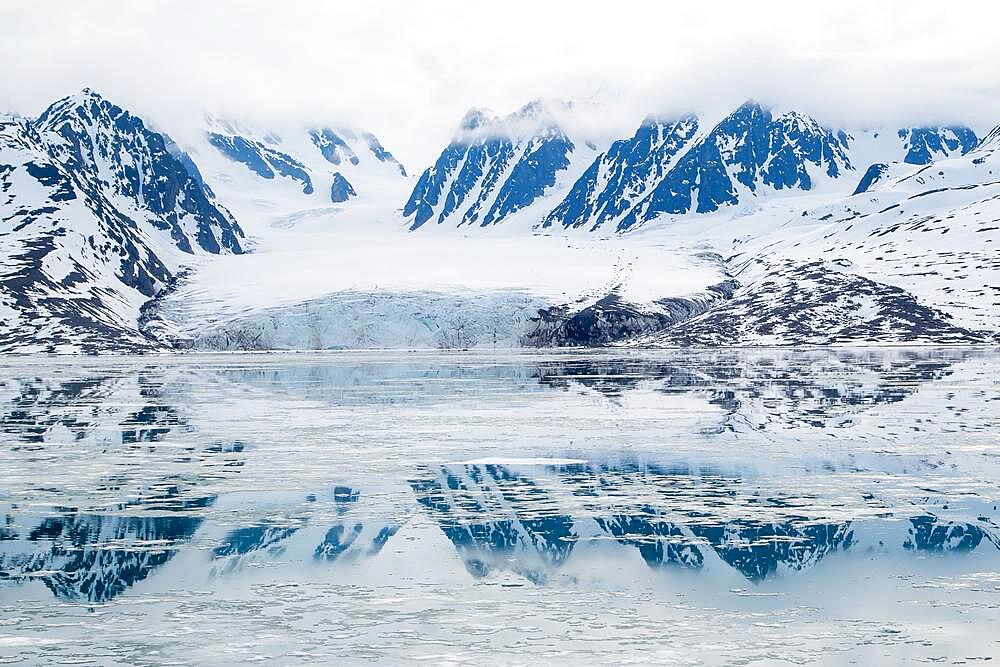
1, 349, 999, 665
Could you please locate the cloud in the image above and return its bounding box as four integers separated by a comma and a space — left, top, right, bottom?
2, 0, 998, 169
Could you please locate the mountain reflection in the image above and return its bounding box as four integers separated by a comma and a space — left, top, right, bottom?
1, 349, 997, 604
210, 485, 401, 574
409, 462, 999, 584
411, 466, 576, 582
1, 492, 211, 602
0, 371, 246, 602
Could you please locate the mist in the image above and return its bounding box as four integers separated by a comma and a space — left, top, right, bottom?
2, 0, 998, 169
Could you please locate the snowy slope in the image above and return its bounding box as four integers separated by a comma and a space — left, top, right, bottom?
625, 131, 1000, 346
178, 115, 410, 235
0, 90, 243, 353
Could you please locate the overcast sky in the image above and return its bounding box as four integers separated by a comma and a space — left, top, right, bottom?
2, 1, 999, 168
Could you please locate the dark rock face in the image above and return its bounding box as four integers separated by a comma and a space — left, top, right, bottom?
899, 126, 978, 165
38, 89, 244, 254
523, 101, 858, 232
521, 241, 994, 349
523, 280, 739, 347
310, 127, 360, 166
853, 163, 890, 194
329, 172, 356, 203
362, 131, 406, 176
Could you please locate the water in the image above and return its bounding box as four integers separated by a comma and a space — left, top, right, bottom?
1, 348, 999, 665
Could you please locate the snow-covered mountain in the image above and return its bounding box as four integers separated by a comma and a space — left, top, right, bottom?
619, 127, 1000, 346
540, 101, 980, 233
606, 102, 853, 230
0, 89, 244, 353
161, 117, 999, 350
185, 115, 409, 227
1, 89, 996, 352
402, 99, 599, 230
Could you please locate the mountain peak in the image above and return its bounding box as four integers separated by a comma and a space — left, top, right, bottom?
733, 99, 769, 115
59, 87, 107, 107
405, 98, 582, 230
611, 102, 854, 229
457, 107, 496, 132
543, 113, 701, 231
35, 87, 129, 136
511, 98, 556, 121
